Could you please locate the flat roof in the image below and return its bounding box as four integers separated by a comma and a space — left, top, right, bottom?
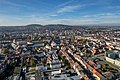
107, 50, 120, 54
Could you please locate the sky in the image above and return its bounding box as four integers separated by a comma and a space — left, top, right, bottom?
0, 0, 120, 26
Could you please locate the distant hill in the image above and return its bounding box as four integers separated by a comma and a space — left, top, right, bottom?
0, 24, 119, 32
26, 24, 43, 27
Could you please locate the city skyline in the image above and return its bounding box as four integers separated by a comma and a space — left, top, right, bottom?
0, 0, 120, 26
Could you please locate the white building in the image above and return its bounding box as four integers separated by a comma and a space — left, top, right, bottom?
106, 57, 120, 67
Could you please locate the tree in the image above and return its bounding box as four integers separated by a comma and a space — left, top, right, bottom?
2, 48, 9, 54
30, 58, 35, 66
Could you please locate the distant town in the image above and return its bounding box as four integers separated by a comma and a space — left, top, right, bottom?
0, 24, 120, 80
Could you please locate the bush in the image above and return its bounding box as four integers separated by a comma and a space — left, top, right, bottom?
47, 66, 51, 70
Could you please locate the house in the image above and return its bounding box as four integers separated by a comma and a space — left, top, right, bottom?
83, 60, 105, 80
51, 74, 68, 80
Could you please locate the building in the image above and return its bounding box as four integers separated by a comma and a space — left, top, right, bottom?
106, 50, 120, 67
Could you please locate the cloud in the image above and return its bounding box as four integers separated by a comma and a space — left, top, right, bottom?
57, 5, 81, 13
56, 0, 74, 8
49, 5, 82, 17
82, 13, 120, 19
50, 14, 58, 17
0, 0, 49, 13
1, 1, 28, 9
0, 14, 120, 26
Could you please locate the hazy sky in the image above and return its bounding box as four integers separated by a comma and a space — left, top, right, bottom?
0, 0, 120, 26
